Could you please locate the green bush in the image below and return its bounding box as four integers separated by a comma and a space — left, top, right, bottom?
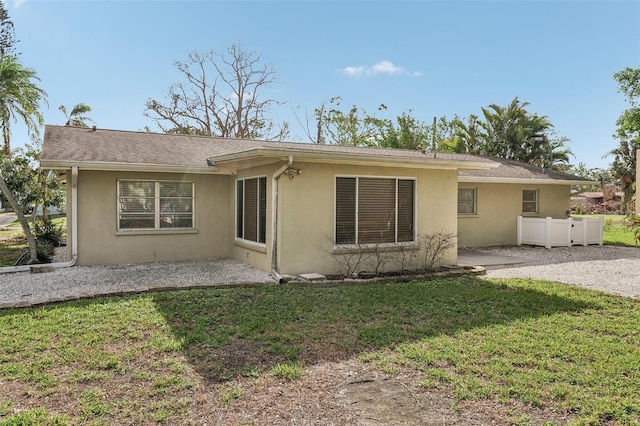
624, 214, 640, 245
31, 219, 64, 263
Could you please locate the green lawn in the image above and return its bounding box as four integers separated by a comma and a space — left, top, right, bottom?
573, 214, 638, 246
0, 277, 638, 424
0, 216, 66, 266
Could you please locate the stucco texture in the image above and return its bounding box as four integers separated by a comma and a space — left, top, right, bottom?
73, 170, 231, 265
457, 183, 571, 247
275, 162, 459, 276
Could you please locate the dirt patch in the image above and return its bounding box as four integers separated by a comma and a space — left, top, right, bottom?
190, 358, 572, 425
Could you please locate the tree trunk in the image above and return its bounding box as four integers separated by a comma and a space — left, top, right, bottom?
0, 171, 39, 263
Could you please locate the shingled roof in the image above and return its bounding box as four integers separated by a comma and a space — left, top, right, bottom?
41, 126, 592, 184
40, 125, 497, 173
458, 156, 595, 185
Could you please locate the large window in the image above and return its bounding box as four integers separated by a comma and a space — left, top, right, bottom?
236, 177, 267, 244
118, 180, 194, 230
522, 189, 539, 213
458, 188, 477, 215
335, 176, 415, 245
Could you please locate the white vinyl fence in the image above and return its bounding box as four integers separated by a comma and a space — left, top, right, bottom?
517, 216, 603, 249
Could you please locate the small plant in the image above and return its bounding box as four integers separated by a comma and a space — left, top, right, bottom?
418, 231, 456, 271
219, 387, 245, 405
31, 218, 64, 263
271, 362, 303, 381
321, 235, 371, 278
624, 214, 640, 245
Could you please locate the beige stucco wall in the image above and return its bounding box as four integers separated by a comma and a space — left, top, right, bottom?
457, 182, 571, 247
69, 163, 460, 274
274, 162, 459, 276
74, 170, 231, 265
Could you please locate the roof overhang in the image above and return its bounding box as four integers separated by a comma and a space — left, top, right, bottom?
207, 147, 499, 171
458, 176, 599, 185
39, 160, 225, 175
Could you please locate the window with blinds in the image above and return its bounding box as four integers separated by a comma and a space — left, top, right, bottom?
335, 177, 415, 245
118, 180, 194, 230
236, 177, 267, 244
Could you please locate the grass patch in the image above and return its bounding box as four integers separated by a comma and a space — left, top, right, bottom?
575, 214, 639, 246
0, 232, 27, 267
0, 277, 638, 423
271, 362, 304, 381
0, 215, 67, 266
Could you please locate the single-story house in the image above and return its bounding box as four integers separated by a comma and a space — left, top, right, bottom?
40, 125, 592, 276
457, 157, 595, 247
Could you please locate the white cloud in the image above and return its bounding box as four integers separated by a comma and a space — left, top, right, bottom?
9, 0, 27, 9
338, 61, 420, 79
368, 60, 404, 76
341, 66, 366, 78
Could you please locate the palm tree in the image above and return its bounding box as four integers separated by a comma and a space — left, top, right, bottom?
59, 103, 94, 127
450, 115, 485, 154
0, 55, 47, 263
606, 138, 637, 211
0, 55, 46, 156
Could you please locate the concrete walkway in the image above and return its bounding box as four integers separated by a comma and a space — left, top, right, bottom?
0, 212, 18, 228
457, 248, 531, 267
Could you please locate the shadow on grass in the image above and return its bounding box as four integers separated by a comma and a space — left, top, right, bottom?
151, 275, 598, 384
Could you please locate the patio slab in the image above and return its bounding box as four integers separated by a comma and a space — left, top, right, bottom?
457, 249, 531, 267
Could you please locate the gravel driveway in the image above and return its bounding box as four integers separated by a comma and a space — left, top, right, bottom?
0, 258, 274, 308
1, 245, 639, 309
475, 245, 640, 298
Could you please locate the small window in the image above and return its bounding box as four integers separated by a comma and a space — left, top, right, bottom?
458, 188, 477, 215
335, 176, 415, 245
236, 177, 267, 244
522, 189, 539, 213
118, 180, 194, 230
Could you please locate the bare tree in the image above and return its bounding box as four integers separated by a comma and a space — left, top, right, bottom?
144, 44, 289, 140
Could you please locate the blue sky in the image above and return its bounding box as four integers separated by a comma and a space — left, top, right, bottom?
6, 0, 640, 169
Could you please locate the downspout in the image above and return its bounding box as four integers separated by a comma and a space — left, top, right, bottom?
271, 156, 292, 283
0, 167, 78, 274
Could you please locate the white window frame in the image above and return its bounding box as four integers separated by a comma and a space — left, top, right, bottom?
522, 189, 539, 214
458, 187, 477, 215
236, 175, 267, 245
117, 180, 194, 231
334, 175, 416, 246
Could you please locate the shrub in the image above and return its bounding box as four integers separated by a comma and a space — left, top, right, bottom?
624, 214, 640, 245
31, 219, 64, 263
418, 231, 456, 272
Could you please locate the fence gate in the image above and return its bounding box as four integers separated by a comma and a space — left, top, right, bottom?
517, 216, 604, 249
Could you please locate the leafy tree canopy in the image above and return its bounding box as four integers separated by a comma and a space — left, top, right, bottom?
606, 66, 640, 210
450, 97, 572, 170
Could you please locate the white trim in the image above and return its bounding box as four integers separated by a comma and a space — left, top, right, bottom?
40, 160, 221, 174
235, 175, 268, 246
116, 179, 195, 232
209, 147, 498, 170
458, 176, 597, 185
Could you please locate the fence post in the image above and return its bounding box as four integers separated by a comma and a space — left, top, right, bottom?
567, 217, 575, 246
545, 217, 552, 249
517, 216, 522, 245
598, 217, 604, 246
